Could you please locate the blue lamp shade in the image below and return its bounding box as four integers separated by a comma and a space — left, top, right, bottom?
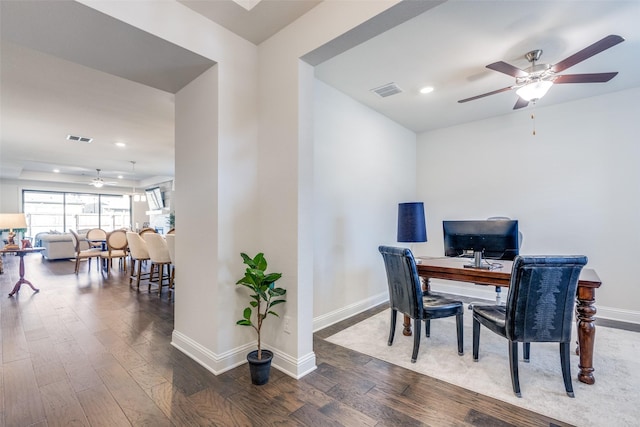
397, 202, 427, 242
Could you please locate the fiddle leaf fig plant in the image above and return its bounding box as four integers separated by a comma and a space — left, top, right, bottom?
236, 252, 286, 360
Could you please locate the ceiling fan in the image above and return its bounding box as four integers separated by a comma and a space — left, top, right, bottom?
458, 34, 624, 110
89, 169, 117, 188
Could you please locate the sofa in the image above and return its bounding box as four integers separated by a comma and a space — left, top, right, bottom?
35, 231, 90, 260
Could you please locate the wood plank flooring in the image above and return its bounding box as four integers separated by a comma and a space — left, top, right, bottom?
0, 253, 585, 426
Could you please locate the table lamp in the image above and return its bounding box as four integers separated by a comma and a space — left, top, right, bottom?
397, 202, 427, 262
0, 213, 28, 250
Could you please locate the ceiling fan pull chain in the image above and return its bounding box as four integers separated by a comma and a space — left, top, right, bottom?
530, 103, 537, 136
531, 112, 536, 136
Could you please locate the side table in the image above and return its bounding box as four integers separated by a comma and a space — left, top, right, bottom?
0, 247, 45, 297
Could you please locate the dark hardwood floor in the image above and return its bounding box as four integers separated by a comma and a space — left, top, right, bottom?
1, 253, 575, 426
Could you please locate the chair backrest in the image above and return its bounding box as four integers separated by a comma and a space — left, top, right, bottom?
139, 227, 157, 236
69, 229, 81, 252
143, 232, 171, 263
378, 246, 423, 320
126, 232, 149, 259
106, 229, 128, 251
165, 233, 175, 264
86, 228, 107, 241
505, 255, 587, 343
166, 228, 175, 235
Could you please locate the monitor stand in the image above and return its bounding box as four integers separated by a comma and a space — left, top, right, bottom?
463, 251, 492, 270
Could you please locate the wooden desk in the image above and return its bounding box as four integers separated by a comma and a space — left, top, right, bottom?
1, 247, 45, 297
411, 257, 602, 385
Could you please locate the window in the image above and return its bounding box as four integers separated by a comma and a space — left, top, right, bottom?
23, 190, 131, 237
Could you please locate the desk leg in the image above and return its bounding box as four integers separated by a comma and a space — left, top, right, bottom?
575, 287, 597, 384
402, 314, 412, 336
8, 254, 40, 297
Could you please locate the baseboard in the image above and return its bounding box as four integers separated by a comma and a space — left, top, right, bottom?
171, 330, 251, 375
596, 306, 640, 325
171, 330, 317, 379
312, 291, 389, 332
271, 349, 317, 379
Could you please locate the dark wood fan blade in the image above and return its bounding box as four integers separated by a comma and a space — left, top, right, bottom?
486, 61, 528, 77
552, 35, 624, 73
458, 86, 514, 103
513, 97, 529, 110
554, 72, 619, 84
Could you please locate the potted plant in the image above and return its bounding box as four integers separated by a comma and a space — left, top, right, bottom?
236, 252, 286, 385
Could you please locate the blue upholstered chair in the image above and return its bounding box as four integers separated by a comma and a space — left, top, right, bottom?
472, 255, 587, 397
378, 246, 464, 363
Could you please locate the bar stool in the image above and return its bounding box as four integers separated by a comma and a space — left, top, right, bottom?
143, 233, 172, 296
126, 232, 150, 291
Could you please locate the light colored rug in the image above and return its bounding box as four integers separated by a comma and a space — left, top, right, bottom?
326, 306, 639, 427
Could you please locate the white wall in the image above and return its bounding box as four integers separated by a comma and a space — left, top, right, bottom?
312, 79, 416, 329
416, 88, 640, 323
255, 0, 402, 377
83, 0, 405, 378
82, 0, 263, 373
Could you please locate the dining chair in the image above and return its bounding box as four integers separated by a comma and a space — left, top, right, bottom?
378, 245, 464, 363
126, 232, 150, 291
472, 255, 588, 397
86, 227, 107, 249
139, 227, 157, 236
99, 229, 128, 275
143, 232, 172, 296
165, 233, 175, 292
69, 229, 101, 274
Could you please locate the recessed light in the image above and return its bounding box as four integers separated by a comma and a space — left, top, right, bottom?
419, 86, 434, 94
115, 142, 126, 148
117, 175, 123, 179
53, 169, 60, 173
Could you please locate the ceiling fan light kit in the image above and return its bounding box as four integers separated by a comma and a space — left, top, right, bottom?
458, 34, 624, 109
516, 80, 553, 102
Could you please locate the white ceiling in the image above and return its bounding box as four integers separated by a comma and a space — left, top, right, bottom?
1, 0, 639, 189
314, 0, 640, 134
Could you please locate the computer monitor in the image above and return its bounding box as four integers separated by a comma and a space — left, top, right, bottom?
443, 220, 519, 269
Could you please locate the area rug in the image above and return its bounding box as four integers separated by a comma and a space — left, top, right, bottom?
326, 306, 638, 427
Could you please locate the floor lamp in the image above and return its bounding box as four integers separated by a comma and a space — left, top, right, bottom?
0, 213, 28, 250
397, 202, 427, 263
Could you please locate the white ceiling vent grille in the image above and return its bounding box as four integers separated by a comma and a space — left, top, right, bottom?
67, 134, 93, 143
371, 82, 403, 98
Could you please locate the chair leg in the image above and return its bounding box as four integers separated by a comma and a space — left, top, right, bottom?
560, 342, 575, 397
159, 264, 165, 296
472, 318, 480, 361
456, 313, 464, 355
148, 263, 155, 292
523, 342, 530, 362
129, 259, 135, 286
388, 309, 397, 346
411, 319, 421, 363
75, 257, 80, 274
425, 319, 431, 337
136, 261, 142, 291
509, 341, 521, 397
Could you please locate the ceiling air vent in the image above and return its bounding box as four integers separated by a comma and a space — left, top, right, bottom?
371, 82, 403, 98
67, 134, 93, 143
